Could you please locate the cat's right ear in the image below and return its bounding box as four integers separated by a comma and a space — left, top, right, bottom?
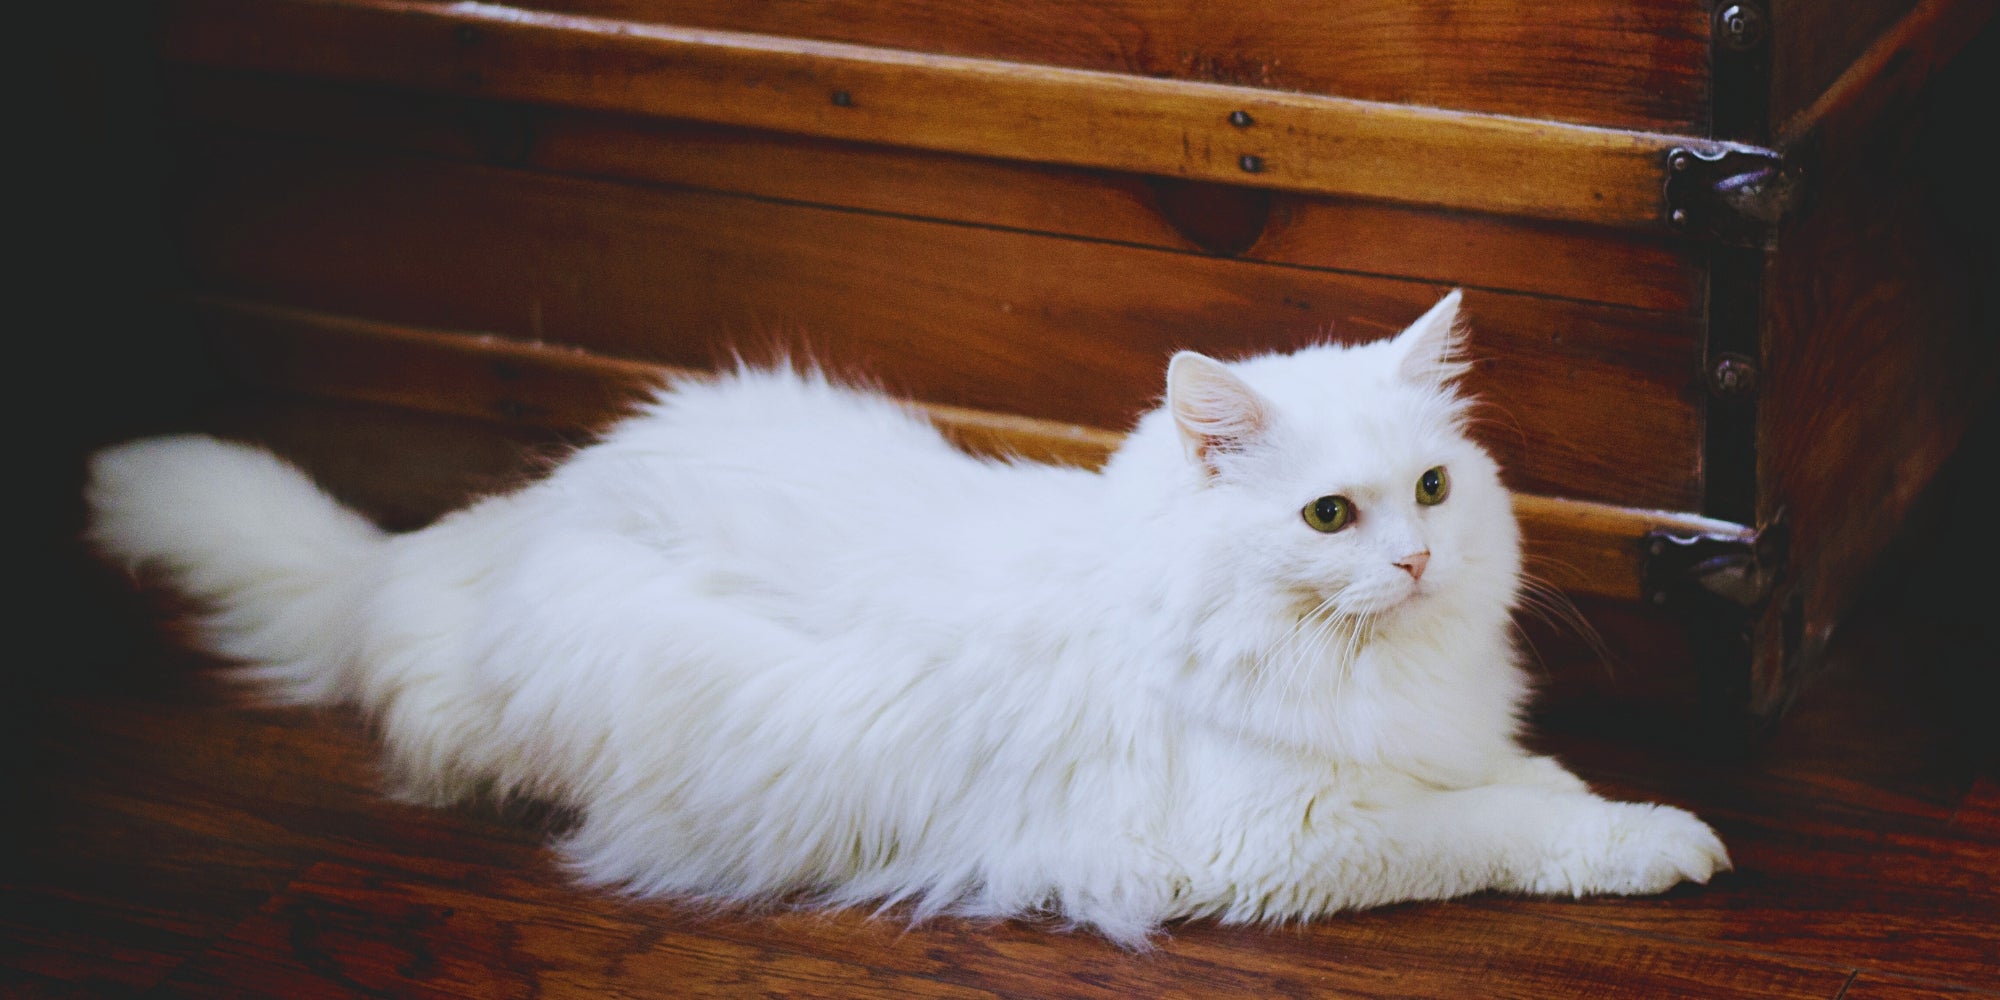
1167, 351, 1271, 474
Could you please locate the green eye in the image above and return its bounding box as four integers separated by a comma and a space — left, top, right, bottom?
1417, 466, 1450, 505
1302, 494, 1354, 533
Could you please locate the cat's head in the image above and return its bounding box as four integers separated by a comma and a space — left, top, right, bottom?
1154, 290, 1519, 629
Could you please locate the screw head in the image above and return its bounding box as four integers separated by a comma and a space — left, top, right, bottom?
1716, 3, 1768, 50
1669, 207, 1690, 226
830, 90, 853, 107
1709, 354, 1759, 397
1238, 154, 1263, 173
1228, 110, 1254, 128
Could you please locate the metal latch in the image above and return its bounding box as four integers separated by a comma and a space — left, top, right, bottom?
1665, 147, 1801, 245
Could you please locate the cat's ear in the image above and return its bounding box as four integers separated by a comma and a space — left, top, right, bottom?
1167, 351, 1272, 472
1394, 289, 1472, 386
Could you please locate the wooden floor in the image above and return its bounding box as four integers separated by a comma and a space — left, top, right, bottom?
6, 504, 1998, 999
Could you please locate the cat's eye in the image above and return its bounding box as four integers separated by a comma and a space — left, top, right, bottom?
1302, 495, 1354, 533
1416, 466, 1450, 506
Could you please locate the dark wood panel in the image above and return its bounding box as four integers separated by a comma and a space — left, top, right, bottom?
1774, 0, 1996, 147
155, 0, 1742, 229
1755, 10, 2000, 712
1771, 0, 1922, 131
515, 0, 1711, 132
164, 68, 1707, 313
167, 135, 1707, 510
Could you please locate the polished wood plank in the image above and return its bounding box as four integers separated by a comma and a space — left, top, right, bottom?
519, 0, 1711, 131
156, 0, 1751, 229
165, 68, 1706, 313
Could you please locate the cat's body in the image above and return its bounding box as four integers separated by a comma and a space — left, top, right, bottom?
86, 292, 1728, 942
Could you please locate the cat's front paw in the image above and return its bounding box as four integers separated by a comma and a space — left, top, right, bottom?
1522, 800, 1731, 897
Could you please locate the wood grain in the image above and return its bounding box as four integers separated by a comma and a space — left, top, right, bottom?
186, 295, 1731, 603
516, 0, 1711, 132
1755, 6, 2000, 713
155, 863, 1010, 1000
154, 0, 1758, 230
166, 136, 1707, 510
1841, 975, 2000, 998
168, 861, 1851, 1000
164, 68, 1707, 313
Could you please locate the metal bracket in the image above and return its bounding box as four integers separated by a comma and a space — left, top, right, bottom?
1641, 517, 1785, 611
1665, 146, 1801, 245
1641, 515, 1789, 739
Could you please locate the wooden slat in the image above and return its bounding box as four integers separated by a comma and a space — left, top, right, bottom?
165, 68, 1707, 313
189, 296, 1745, 603
156, 0, 1769, 231
519, 0, 1712, 133
167, 135, 1706, 510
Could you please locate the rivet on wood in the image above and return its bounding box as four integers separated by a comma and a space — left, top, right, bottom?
830, 90, 853, 107
1238, 154, 1263, 173
1715, 3, 1769, 51
1228, 110, 1254, 128
1708, 354, 1759, 397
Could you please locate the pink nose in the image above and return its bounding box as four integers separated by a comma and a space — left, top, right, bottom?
1395, 551, 1430, 581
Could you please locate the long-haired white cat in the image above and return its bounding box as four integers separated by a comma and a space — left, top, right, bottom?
86, 291, 1727, 943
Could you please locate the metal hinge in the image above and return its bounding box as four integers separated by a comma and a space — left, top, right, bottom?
1641, 514, 1786, 611
1665, 147, 1802, 245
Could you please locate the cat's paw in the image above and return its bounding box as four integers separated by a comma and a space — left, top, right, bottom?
1521, 800, 1731, 897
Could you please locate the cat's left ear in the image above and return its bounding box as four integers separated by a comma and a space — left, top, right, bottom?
1394, 289, 1472, 386
1167, 351, 1272, 474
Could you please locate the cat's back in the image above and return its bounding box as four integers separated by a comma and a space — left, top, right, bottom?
547, 367, 1105, 577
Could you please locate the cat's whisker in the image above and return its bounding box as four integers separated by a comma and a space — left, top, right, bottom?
1238, 586, 1353, 740
1510, 572, 1617, 680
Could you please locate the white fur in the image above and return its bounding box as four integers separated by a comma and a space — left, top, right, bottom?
84, 291, 1727, 943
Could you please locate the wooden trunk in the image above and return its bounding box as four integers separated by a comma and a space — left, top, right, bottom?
104, 0, 1998, 726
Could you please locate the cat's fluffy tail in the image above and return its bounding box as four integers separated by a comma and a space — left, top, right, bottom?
85, 435, 387, 705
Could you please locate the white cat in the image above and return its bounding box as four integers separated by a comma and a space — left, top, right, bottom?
85, 291, 1728, 943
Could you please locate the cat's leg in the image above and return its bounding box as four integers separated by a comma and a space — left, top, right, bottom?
1319, 772, 1731, 907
